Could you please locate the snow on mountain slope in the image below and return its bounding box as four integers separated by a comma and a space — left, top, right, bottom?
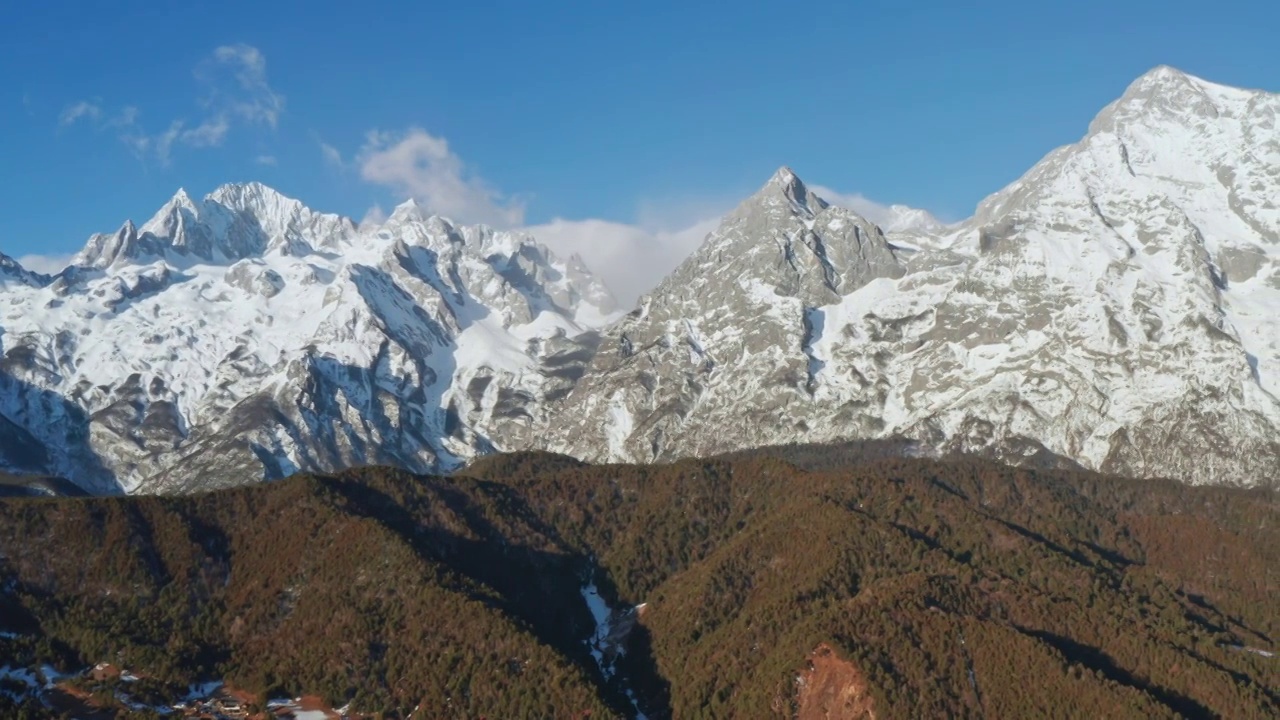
1, 65, 1275, 493
543, 67, 1280, 487
0, 184, 616, 493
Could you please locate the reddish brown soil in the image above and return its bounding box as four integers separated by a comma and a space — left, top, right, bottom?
795, 643, 877, 720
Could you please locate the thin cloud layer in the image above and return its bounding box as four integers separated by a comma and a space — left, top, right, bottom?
335, 124, 726, 303
58, 101, 101, 127
527, 215, 721, 306
62, 44, 283, 166
359, 204, 388, 230
16, 253, 73, 275
319, 141, 345, 169
328, 130, 932, 306
812, 185, 944, 232
201, 44, 285, 128
810, 186, 895, 225
357, 128, 525, 228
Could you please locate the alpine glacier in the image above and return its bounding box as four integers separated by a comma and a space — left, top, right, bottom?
0, 65, 1277, 493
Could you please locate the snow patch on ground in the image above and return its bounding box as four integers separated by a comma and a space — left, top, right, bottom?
605, 391, 634, 460
580, 580, 648, 719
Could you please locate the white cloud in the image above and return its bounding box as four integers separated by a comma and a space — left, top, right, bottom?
358, 127, 525, 228
145, 119, 229, 165
811, 185, 943, 232
64, 44, 282, 166
109, 105, 140, 128
120, 133, 152, 158
810, 186, 895, 225
180, 116, 230, 148
59, 101, 101, 126
17, 253, 73, 275
203, 43, 285, 128
319, 141, 344, 168
336, 125, 727, 303
255, 154, 278, 166
278, 121, 929, 305
156, 127, 178, 164
526, 181, 944, 305
359, 204, 387, 230
527, 215, 721, 306
60, 101, 136, 130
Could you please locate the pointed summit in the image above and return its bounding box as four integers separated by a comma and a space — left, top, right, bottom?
74, 183, 358, 269
165, 187, 199, 216
140, 188, 200, 237
1110, 65, 1214, 107
768, 165, 801, 188
206, 181, 296, 211
1127, 65, 1194, 91
742, 166, 829, 220
72, 218, 142, 269
1087, 65, 1227, 136
386, 197, 428, 226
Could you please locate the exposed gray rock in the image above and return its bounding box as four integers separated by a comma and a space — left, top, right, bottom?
537, 68, 1280, 488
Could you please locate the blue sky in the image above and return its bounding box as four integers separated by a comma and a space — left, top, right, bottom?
3, 0, 1277, 289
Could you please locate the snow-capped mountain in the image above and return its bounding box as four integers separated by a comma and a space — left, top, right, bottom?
1, 65, 1276, 493
0, 182, 616, 493
543, 66, 1280, 487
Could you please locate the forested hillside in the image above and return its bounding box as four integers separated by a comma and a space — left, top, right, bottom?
1, 445, 1276, 718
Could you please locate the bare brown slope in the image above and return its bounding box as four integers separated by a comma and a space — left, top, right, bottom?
794, 644, 877, 720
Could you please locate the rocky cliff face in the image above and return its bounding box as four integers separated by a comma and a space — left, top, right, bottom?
0, 66, 1277, 493
545, 167, 910, 463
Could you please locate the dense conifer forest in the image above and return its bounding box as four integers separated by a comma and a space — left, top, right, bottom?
0, 444, 1276, 718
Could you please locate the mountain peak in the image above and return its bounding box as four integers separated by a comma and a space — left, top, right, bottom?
206, 181, 292, 206
387, 197, 429, 226
764, 166, 807, 198
748, 166, 828, 219
205, 182, 312, 230
1129, 64, 1194, 89
768, 165, 800, 187
170, 188, 197, 209
140, 185, 197, 230
1114, 65, 1216, 105
1087, 65, 1230, 137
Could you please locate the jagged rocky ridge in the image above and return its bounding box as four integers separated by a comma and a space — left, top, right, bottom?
0, 183, 617, 493
0, 65, 1277, 493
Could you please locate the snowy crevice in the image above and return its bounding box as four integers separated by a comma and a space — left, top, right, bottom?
801, 306, 827, 395
581, 579, 649, 720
